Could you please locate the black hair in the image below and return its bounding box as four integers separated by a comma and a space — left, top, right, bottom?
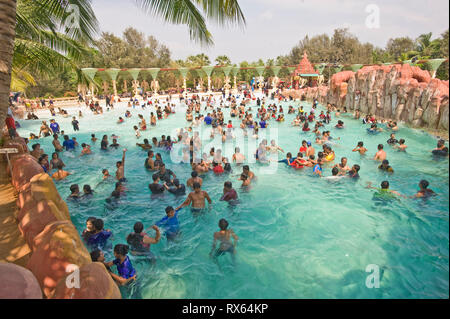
114, 244, 129, 256
332, 167, 339, 176
152, 174, 159, 182
173, 179, 180, 186
357, 141, 363, 147
70, 184, 79, 193
93, 218, 104, 231
353, 164, 360, 172
419, 180, 429, 189
378, 144, 383, 150
83, 184, 92, 194
90, 249, 102, 262
191, 171, 198, 177
219, 218, 229, 230
381, 181, 389, 189
193, 182, 201, 189
133, 222, 144, 234
165, 206, 174, 214
224, 181, 232, 189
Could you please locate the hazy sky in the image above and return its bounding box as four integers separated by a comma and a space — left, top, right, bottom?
92, 0, 449, 64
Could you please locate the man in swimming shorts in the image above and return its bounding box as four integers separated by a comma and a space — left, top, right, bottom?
393, 139, 407, 151
373, 144, 387, 161
137, 138, 152, 150
52, 163, 71, 180
209, 219, 238, 263
232, 147, 245, 164
176, 182, 212, 212
115, 149, 127, 182
187, 171, 203, 189
352, 141, 368, 155
333, 157, 351, 175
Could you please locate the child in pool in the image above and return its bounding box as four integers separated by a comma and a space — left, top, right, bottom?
82, 217, 96, 244
209, 219, 238, 262
352, 141, 368, 155
87, 218, 112, 250
103, 244, 137, 286
366, 181, 405, 198
134, 125, 141, 138
155, 206, 181, 241
52, 163, 71, 180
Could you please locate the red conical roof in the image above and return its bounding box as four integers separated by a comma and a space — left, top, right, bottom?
294, 51, 318, 76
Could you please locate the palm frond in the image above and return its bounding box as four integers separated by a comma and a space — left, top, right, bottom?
136, 0, 212, 46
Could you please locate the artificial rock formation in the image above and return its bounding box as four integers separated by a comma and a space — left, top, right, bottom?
0, 263, 42, 299
53, 262, 122, 299
285, 63, 449, 131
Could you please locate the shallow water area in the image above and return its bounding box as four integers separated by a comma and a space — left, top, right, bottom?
16, 94, 449, 299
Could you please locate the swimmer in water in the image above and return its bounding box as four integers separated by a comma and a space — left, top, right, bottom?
137, 138, 152, 150
238, 173, 251, 187
155, 206, 181, 241
220, 181, 238, 202
115, 149, 127, 182
393, 139, 407, 152
175, 182, 212, 212
187, 171, 203, 189
332, 157, 351, 175
126, 222, 160, 261
103, 244, 137, 286
352, 141, 368, 155
378, 159, 394, 173
411, 179, 437, 198
373, 144, 387, 161
209, 219, 238, 263
366, 181, 404, 197
52, 163, 71, 180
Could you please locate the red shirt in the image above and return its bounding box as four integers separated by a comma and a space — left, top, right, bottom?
299, 146, 307, 153
5, 117, 15, 129
213, 165, 224, 174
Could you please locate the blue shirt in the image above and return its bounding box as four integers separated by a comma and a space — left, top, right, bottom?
50, 122, 60, 133
113, 256, 136, 279
156, 211, 180, 235
204, 116, 213, 125
259, 121, 267, 128
87, 230, 112, 249
62, 139, 75, 150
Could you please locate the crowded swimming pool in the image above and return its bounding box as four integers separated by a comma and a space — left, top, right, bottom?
16, 95, 449, 298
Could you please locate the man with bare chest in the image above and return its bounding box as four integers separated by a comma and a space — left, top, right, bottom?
176, 182, 211, 212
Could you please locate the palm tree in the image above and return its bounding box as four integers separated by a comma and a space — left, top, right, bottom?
1, 0, 246, 127
215, 55, 231, 66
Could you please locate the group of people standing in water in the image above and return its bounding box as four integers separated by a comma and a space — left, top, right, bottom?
11, 90, 447, 288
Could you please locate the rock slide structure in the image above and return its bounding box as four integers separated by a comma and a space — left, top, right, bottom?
285, 63, 449, 132
0, 134, 121, 299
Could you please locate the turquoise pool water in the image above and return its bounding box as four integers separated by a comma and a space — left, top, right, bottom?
16, 96, 449, 299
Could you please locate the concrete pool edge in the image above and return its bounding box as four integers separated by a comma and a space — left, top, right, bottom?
0, 133, 121, 299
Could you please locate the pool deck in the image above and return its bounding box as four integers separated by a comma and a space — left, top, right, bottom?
0, 160, 31, 267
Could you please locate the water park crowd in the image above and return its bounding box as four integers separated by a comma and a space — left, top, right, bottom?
5, 89, 448, 287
